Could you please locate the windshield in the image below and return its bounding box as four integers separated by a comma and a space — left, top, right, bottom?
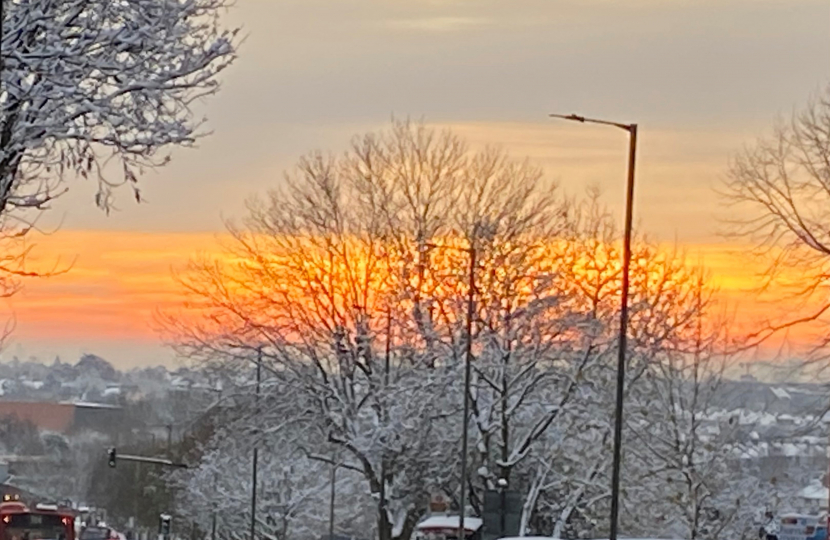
78, 529, 108, 540
3, 513, 69, 540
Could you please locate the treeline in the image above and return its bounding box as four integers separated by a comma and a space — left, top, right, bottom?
148, 122, 823, 540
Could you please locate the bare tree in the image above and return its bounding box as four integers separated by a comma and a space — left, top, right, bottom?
722, 84, 830, 349
513, 200, 741, 539
0, 0, 238, 293
172, 425, 342, 540
163, 120, 766, 540
622, 268, 764, 540
162, 120, 572, 540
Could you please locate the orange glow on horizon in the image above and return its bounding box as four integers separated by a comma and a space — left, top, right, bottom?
2, 229, 823, 360
3, 230, 228, 342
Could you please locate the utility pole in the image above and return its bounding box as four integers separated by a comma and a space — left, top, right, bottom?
384, 306, 392, 386
457, 245, 476, 540
133, 463, 141, 531
211, 473, 218, 540
500, 480, 506, 538
328, 460, 337, 540
250, 346, 262, 540
0, 0, 5, 74
423, 241, 477, 540
379, 305, 392, 540
106, 448, 189, 469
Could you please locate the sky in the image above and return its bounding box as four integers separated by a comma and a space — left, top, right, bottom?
2, 0, 829, 368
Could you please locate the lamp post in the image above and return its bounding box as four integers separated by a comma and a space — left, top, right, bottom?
379, 304, 393, 540
423, 241, 476, 540
250, 346, 262, 540
328, 458, 337, 540
548, 113, 637, 540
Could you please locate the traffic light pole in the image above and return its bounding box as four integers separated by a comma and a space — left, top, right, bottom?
107, 448, 189, 469
250, 347, 262, 540
159, 514, 172, 540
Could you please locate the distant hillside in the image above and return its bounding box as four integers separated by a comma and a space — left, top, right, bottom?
715, 379, 828, 414
0, 354, 215, 404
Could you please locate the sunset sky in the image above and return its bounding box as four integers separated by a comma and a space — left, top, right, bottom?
3, 0, 829, 368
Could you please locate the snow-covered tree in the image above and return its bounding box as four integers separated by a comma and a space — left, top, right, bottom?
622, 267, 764, 540
0, 415, 42, 454
163, 121, 772, 540
174, 428, 332, 540
721, 85, 830, 341
440, 194, 614, 527
0, 0, 238, 287
163, 120, 577, 540
506, 205, 740, 539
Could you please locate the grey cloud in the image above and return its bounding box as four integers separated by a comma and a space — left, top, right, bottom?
49, 0, 829, 232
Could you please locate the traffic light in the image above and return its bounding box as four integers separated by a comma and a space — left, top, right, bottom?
158, 514, 171, 538
107, 447, 117, 468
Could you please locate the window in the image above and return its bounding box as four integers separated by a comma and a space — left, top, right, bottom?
3, 514, 68, 540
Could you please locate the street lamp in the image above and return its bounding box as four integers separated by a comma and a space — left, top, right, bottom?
548, 113, 637, 540
251, 346, 263, 540
422, 241, 476, 540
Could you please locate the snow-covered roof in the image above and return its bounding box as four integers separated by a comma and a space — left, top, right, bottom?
171, 377, 190, 388
781, 443, 801, 456
61, 401, 121, 409
499, 537, 560, 540
798, 483, 830, 501
417, 516, 483, 532
771, 387, 792, 400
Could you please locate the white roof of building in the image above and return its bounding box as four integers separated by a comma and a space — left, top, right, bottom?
417, 516, 483, 532
499, 537, 560, 540
60, 401, 121, 409
500, 536, 682, 539
771, 387, 792, 400
798, 483, 830, 501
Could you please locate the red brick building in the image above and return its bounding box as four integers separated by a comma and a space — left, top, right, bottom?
0, 401, 121, 434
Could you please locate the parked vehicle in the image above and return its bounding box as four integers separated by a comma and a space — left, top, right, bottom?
414, 516, 483, 540
780, 513, 828, 540
0, 502, 75, 540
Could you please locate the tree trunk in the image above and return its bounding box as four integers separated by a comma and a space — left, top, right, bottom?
393, 508, 423, 540
377, 503, 393, 540
520, 468, 546, 536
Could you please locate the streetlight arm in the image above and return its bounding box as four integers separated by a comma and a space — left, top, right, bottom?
548, 113, 634, 132
423, 241, 473, 255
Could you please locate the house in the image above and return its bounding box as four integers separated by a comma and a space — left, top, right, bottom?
0, 401, 76, 432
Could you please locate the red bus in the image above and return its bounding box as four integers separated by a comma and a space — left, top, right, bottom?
0, 503, 75, 540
